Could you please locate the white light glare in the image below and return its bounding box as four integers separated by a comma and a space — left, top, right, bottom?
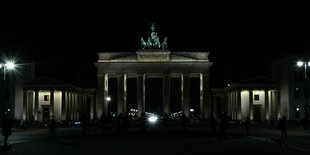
190, 109, 194, 112
5, 61, 15, 70
0, 64, 2, 69
297, 61, 304, 67
148, 116, 158, 123
106, 96, 111, 102
308, 62, 310, 67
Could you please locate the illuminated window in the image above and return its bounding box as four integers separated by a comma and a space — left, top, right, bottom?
254, 95, 259, 101
44, 95, 49, 101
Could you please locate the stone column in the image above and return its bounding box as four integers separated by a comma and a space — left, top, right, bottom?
182, 74, 190, 117
200, 73, 210, 119
200, 75, 204, 117
77, 93, 80, 120
234, 91, 237, 120
50, 90, 54, 120
117, 74, 126, 114
61, 91, 66, 121
66, 92, 70, 121
34, 91, 39, 121
72, 93, 75, 120
249, 90, 253, 120
103, 74, 109, 115
276, 91, 280, 119
163, 74, 170, 114
232, 91, 236, 120
90, 95, 95, 120
23, 91, 27, 121
77, 94, 81, 120
28, 92, 34, 121
230, 92, 233, 119
75, 93, 78, 120
124, 74, 127, 113
227, 93, 231, 116
67, 92, 71, 121
97, 74, 108, 119
137, 74, 145, 117
237, 90, 241, 120
72, 93, 76, 120
265, 90, 269, 121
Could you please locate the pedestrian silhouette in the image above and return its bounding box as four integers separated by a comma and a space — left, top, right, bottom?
49, 119, 56, 138
100, 113, 107, 136
220, 112, 228, 140
209, 114, 217, 136
180, 113, 187, 134
279, 116, 287, 139
2, 115, 12, 146
123, 113, 130, 135
81, 114, 90, 136
107, 113, 114, 135
162, 113, 170, 133
117, 113, 124, 136
140, 112, 147, 133
244, 117, 250, 136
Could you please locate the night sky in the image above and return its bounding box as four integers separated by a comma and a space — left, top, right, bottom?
1, 1, 310, 89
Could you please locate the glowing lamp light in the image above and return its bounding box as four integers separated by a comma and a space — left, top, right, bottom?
308, 62, 310, 67
0, 64, 2, 69
297, 61, 304, 67
106, 96, 111, 102
5, 61, 16, 70
296, 107, 300, 111
148, 116, 158, 123
190, 109, 194, 112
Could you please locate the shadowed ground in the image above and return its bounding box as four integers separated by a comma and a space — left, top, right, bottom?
0, 120, 309, 154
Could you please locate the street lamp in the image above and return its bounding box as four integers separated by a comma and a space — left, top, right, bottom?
296, 60, 310, 130
0, 61, 16, 80
0, 60, 16, 117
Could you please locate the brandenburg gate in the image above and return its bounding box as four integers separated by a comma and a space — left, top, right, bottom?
94, 24, 213, 119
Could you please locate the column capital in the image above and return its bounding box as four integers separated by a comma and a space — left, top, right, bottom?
200, 72, 210, 76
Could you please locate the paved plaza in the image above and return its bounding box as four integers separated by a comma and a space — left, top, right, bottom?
0, 120, 310, 154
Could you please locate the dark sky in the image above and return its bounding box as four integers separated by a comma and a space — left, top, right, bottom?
1, 1, 310, 89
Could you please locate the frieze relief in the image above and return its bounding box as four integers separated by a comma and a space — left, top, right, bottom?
98, 63, 210, 73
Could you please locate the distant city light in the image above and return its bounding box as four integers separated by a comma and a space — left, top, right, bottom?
297, 61, 304, 67
148, 116, 158, 123
190, 109, 194, 112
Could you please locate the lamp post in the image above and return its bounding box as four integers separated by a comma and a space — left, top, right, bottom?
0, 61, 16, 117
105, 96, 111, 114
297, 60, 310, 130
